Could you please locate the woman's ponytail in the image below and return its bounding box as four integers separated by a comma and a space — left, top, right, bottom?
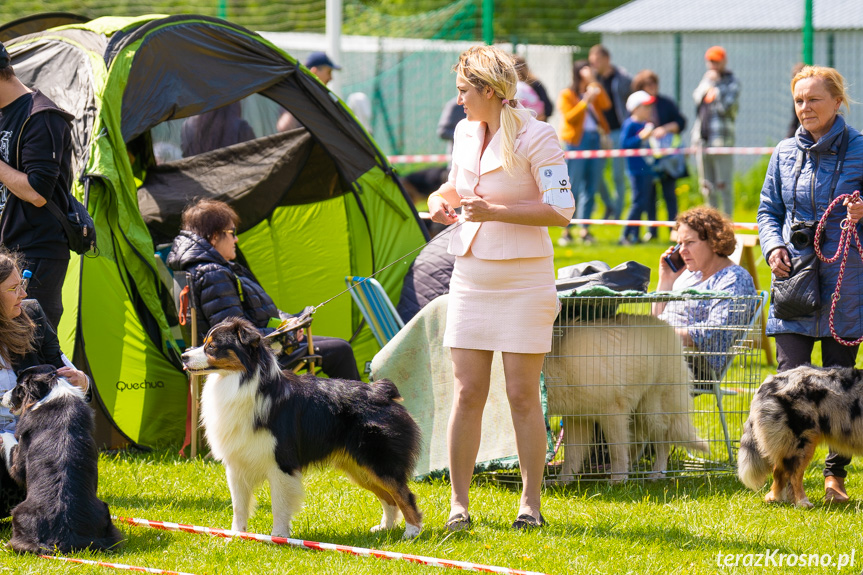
498, 97, 531, 174
454, 45, 529, 174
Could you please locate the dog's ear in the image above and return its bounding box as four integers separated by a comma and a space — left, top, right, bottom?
236, 320, 262, 348
16, 364, 56, 383
17, 364, 58, 400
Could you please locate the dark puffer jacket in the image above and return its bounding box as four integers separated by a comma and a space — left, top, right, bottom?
396, 238, 454, 324
166, 230, 281, 336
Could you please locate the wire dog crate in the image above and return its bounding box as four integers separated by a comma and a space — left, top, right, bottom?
543, 292, 765, 482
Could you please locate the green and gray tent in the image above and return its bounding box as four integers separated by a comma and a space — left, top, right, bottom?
5, 14, 428, 448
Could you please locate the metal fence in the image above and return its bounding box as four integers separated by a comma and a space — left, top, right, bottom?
543, 292, 764, 482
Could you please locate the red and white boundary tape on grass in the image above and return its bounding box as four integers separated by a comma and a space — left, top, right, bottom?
388, 145, 776, 164
39, 554, 197, 575
114, 516, 551, 575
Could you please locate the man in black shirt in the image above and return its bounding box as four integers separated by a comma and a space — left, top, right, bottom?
589, 45, 632, 223
0, 41, 74, 329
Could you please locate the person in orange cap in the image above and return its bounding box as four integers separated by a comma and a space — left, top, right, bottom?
692, 45, 740, 216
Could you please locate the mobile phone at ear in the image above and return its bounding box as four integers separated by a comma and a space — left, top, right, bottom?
664, 244, 684, 272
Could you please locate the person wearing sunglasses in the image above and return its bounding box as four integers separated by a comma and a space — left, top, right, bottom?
167, 199, 360, 381
0, 247, 89, 517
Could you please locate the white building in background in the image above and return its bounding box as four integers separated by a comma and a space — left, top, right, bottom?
259, 31, 578, 156
580, 0, 863, 172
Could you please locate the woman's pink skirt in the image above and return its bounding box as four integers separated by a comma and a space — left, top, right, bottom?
443, 253, 558, 354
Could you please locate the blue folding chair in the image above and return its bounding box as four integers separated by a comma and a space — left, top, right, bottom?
345, 276, 405, 347
687, 290, 768, 463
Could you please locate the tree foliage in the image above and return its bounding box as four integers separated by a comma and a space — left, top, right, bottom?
1, 0, 630, 49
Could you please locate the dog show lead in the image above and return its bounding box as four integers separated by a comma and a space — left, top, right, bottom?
114, 516, 551, 575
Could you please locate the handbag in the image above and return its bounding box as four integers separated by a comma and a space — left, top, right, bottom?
771, 252, 820, 320
599, 131, 614, 150
44, 192, 97, 255
651, 132, 688, 179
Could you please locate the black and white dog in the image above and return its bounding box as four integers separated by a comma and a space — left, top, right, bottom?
0, 365, 123, 553
181, 317, 423, 539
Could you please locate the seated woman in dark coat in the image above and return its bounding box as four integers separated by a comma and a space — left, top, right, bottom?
166, 199, 360, 381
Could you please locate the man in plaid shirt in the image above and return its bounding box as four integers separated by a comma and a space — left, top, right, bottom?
692, 46, 740, 216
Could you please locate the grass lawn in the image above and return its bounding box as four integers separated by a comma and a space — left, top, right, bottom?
1, 449, 860, 574
2, 206, 863, 574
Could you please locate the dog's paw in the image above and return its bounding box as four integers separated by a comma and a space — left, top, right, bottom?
231, 522, 248, 534
402, 523, 421, 540
271, 528, 292, 538
794, 497, 814, 509
0, 432, 16, 462
608, 473, 628, 485
369, 523, 387, 533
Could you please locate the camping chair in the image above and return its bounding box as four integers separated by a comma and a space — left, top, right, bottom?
175, 273, 320, 458
345, 276, 404, 348
266, 307, 322, 375
685, 290, 768, 463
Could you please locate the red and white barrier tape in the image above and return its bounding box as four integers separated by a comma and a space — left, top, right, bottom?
567, 218, 759, 231
388, 146, 776, 164
115, 516, 550, 575
416, 213, 760, 231
39, 554, 197, 575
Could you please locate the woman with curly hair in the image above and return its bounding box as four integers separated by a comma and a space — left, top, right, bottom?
652, 206, 756, 379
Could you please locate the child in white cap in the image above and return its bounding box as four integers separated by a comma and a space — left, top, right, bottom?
619, 90, 657, 244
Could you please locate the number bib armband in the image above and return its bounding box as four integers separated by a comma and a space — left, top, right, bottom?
539, 164, 573, 209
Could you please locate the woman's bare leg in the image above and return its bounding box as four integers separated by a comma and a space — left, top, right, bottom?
448, 348, 493, 518
502, 351, 547, 521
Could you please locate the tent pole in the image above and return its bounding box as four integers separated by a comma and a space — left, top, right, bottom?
326, 0, 343, 96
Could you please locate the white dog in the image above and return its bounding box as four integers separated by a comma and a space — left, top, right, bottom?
545, 314, 709, 482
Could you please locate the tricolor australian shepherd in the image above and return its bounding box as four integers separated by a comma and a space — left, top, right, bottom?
739, 365, 863, 507
0, 365, 123, 553
181, 317, 423, 539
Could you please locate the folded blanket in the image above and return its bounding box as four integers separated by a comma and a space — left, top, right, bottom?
370, 294, 518, 479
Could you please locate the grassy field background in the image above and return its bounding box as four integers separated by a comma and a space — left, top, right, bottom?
3, 190, 863, 574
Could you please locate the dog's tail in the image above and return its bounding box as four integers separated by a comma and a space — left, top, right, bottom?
370, 378, 404, 403
738, 416, 771, 491
668, 412, 710, 453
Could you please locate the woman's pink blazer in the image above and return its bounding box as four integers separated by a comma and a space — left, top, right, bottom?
446, 116, 573, 260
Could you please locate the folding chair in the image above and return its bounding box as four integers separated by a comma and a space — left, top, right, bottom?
267, 307, 322, 375
174, 270, 204, 458
686, 290, 768, 463
344, 276, 404, 347
175, 274, 320, 458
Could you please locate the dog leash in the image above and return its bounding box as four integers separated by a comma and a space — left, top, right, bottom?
264, 220, 463, 338
814, 189, 863, 346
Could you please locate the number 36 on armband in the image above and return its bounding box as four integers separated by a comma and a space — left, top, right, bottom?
540, 165, 573, 209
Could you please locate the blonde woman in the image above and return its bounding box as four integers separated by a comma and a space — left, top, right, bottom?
428, 46, 573, 531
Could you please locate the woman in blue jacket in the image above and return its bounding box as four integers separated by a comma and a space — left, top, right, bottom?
758, 66, 863, 503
